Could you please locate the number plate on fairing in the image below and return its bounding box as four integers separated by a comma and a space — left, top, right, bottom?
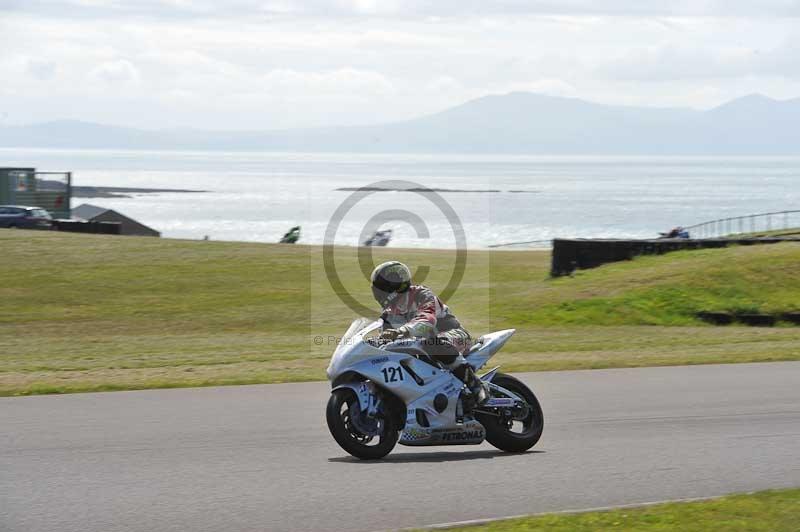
379, 362, 405, 384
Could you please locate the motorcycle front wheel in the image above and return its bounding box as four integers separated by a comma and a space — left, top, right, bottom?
477, 373, 544, 453
326, 388, 398, 459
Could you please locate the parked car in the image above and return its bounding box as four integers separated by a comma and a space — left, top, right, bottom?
0, 205, 54, 229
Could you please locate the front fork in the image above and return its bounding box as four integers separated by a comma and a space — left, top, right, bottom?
332, 381, 383, 436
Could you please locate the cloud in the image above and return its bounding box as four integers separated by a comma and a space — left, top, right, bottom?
753, 31, 800, 78
426, 76, 464, 93
598, 45, 757, 81
26, 58, 58, 80
598, 32, 800, 81
2, 0, 800, 128
259, 67, 395, 98
495, 79, 578, 98
4, 0, 800, 19
88, 59, 141, 84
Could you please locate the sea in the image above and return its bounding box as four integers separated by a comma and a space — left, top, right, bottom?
2, 148, 799, 249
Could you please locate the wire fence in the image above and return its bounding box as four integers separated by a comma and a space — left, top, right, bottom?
684, 210, 800, 239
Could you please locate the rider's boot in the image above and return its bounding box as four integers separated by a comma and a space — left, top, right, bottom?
429, 336, 490, 405
454, 364, 489, 405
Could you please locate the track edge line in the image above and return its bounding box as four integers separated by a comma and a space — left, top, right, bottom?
388, 491, 755, 531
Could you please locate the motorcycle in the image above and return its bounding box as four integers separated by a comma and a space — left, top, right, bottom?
326, 318, 544, 459
363, 229, 393, 247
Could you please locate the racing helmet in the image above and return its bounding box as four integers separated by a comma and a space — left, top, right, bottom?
370, 261, 412, 307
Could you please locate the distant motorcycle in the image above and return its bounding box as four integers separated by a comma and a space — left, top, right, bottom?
326, 319, 544, 459
658, 226, 690, 239
280, 226, 301, 244
363, 229, 392, 247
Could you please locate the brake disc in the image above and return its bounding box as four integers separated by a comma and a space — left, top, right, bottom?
511, 402, 530, 421
348, 402, 381, 437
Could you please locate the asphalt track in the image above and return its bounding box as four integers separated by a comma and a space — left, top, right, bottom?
2, 362, 800, 532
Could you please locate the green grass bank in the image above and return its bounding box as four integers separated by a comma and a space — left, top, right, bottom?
1, 230, 799, 395
436, 489, 800, 531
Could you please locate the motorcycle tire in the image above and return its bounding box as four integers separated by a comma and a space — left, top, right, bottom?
326, 388, 399, 460
478, 373, 543, 453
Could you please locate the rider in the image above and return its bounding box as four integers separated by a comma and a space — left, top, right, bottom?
371, 261, 488, 403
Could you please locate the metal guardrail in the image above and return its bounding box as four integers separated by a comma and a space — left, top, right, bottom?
488, 209, 800, 248
684, 210, 800, 238
488, 238, 552, 249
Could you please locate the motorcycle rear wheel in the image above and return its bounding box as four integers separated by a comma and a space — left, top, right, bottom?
478, 373, 544, 453
326, 388, 398, 459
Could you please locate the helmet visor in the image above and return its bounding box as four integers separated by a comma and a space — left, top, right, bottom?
372, 285, 395, 307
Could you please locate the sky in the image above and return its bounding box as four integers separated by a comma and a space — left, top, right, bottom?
1, 1, 799, 130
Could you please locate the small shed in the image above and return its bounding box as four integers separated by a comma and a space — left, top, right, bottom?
72, 204, 160, 237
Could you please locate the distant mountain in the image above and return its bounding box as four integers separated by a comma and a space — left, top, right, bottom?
1, 92, 798, 154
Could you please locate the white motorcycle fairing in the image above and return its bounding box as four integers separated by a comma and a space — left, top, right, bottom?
326, 319, 519, 446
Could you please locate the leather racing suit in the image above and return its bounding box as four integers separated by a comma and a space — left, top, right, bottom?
380, 285, 472, 367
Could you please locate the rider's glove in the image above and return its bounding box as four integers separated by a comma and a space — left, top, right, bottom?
380, 329, 400, 341
380, 327, 410, 341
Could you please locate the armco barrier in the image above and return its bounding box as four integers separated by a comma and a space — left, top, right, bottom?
551, 237, 799, 276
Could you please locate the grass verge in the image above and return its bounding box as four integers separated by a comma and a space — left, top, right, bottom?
1, 230, 799, 396
434, 489, 800, 531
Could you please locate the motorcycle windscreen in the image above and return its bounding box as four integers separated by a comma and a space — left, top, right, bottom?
333, 319, 382, 358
